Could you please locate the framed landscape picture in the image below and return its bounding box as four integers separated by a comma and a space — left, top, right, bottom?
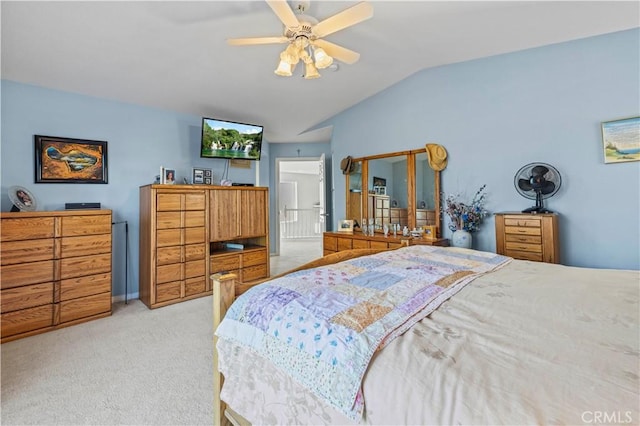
601, 116, 640, 164
34, 135, 108, 183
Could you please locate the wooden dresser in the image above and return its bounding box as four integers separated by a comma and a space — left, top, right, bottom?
1, 210, 112, 343
323, 231, 448, 256
139, 185, 270, 307
495, 212, 559, 263
139, 185, 209, 309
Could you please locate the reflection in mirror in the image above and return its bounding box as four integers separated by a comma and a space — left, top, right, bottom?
368, 155, 407, 230
415, 152, 437, 229
346, 161, 363, 228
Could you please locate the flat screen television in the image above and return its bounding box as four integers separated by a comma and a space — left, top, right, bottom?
200, 117, 263, 161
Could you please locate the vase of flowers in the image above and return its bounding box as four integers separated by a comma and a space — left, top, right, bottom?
443, 185, 489, 248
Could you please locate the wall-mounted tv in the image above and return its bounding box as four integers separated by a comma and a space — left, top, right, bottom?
200, 117, 263, 161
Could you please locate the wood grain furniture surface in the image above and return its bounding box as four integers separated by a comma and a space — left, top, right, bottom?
495, 212, 559, 263
139, 185, 269, 309
322, 231, 448, 256
1, 209, 112, 343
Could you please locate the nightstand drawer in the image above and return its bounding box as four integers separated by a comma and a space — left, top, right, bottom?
505, 242, 542, 253
504, 218, 541, 228
505, 234, 542, 244
504, 226, 541, 236
505, 249, 543, 262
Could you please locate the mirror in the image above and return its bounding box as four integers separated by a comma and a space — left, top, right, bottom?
414, 152, 438, 229
368, 154, 407, 230
345, 147, 444, 237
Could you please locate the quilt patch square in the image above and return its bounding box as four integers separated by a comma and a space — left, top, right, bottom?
244, 286, 301, 331
349, 271, 403, 290
331, 301, 392, 332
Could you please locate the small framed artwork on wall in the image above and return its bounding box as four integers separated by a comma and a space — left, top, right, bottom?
601, 116, 640, 164
34, 135, 108, 184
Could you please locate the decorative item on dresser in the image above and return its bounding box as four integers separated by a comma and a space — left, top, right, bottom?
1, 209, 112, 343
495, 212, 559, 263
139, 185, 270, 308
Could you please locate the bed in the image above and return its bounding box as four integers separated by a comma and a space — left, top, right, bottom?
212, 245, 639, 425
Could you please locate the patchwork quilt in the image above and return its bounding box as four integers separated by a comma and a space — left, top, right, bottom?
215, 245, 511, 420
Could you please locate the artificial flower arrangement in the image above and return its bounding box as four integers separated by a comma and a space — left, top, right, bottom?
443, 184, 489, 233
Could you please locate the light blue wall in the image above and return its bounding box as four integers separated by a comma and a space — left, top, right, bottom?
326, 29, 640, 270
1, 81, 265, 298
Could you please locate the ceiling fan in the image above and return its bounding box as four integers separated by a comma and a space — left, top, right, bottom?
227, 0, 373, 79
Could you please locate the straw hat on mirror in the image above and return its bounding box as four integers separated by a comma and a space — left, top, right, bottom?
425, 144, 448, 171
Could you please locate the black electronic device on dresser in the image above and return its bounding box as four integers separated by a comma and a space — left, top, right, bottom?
65, 202, 101, 210
231, 183, 254, 187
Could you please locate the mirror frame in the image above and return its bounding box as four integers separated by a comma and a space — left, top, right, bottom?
345, 148, 443, 237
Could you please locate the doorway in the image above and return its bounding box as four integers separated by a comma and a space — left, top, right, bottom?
273, 156, 326, 274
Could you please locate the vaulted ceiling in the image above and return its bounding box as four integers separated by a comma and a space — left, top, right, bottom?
2, 1, 638, 143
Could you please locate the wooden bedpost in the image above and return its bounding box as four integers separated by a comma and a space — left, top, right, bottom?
212, 273, 236, 426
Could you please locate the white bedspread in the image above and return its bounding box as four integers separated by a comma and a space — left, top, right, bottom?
217, 254, 640, 425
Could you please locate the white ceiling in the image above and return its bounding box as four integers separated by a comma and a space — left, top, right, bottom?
2, 1, 638, 143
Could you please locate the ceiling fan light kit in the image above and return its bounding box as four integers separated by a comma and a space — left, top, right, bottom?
229, 0, 373, 80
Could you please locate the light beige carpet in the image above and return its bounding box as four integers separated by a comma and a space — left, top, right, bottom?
1, 297, 213, 426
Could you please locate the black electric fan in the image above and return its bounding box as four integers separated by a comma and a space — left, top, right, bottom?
514, 163, 562, 213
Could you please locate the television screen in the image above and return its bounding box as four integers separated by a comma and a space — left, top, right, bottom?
200, 117, 263, 161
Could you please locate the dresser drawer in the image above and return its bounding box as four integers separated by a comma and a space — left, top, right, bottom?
505, 234, 542, 244
184, 192, 206, 210
156, 281, 181, 303
61, 214, 111, 237
157, 263, 182, 284
504, 226, 541, 236
370, 241, 389, 249
243, 264, 268, 282
505, 241, 542, 253
185, 276, 206, 296
244, 249, 267, 267
157, 246, 182, 265
59, 292, 111, 323
505, 249, 543, 262
1, 238, 54, 266
1, 304, 53, 338
337, 237, 353, 251
352, 239, 369, 249
184, 210, 205, 227
211, 253, 241, 273
1, 260, 54, 289
503, 217, 541, 228
1, 283, 54, 313
61, 234, 111, 258
157, 193, 182, 211
156, 211, 182, 229
60, 272, 111, 301
184, 227, 206, 245
60, 253, 111, 280
323, 235, 337, 251
1, 217, 55, 242
157, 228, 182, 247
185, 243, 206, 261
185, 259, 205, 279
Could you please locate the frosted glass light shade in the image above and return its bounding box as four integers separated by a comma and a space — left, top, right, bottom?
274, 60, 292, 76
313, 47, 333, 69
304, 61, 320, 79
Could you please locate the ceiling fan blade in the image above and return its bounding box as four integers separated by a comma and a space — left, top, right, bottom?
265, 0, 300, 29
313, 39, 360, 64
313, 2, 373, 38
227, 36, 289, 46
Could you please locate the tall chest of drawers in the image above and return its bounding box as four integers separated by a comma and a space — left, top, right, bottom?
139, 185, 209, 309
495, 212, 559, 263
1, 210, 112, 342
